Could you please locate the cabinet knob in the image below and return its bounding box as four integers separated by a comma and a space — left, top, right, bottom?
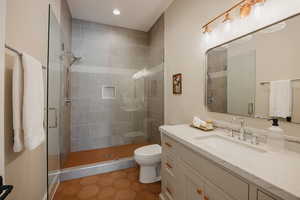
165, 142, 172, 148
166, 162, 173, 169
196, 188, 203, 195
204, 196, 209, 200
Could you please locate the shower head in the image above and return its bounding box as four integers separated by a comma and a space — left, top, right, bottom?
61, 52, 82, 67
70, 55, 82, 66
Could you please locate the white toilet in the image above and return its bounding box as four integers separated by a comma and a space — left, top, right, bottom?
134, 144, 162, 183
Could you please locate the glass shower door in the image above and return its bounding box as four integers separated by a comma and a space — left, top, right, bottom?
47, 7, 63, 199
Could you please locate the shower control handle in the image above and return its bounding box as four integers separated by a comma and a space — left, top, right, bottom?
65, 99, 72, 104
48, 107, 58, 129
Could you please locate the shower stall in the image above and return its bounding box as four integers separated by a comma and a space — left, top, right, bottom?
47, 7, 164, 198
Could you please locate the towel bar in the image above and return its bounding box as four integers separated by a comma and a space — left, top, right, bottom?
5, 44, 47, 70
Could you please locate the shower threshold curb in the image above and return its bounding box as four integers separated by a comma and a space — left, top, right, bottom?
60, 157, 136, 181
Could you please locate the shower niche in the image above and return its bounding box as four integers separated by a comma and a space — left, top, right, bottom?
102, 85, 117, 99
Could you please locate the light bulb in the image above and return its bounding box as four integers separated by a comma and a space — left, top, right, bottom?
113, 9, 121, 16
222, 13, 232, 32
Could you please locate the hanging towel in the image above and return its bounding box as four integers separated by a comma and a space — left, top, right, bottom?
22, 53, 45, 150
269, 80, 292, 118
12, 55, 24, 152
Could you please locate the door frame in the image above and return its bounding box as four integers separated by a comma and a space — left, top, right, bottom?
0, 0, 7, 178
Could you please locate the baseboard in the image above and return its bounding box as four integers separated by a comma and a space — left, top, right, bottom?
159, 193, 166, 200
48, 172, 60, 200
60, 157, 136, 181
42, 193, 47, 200
50, 179, 60, 200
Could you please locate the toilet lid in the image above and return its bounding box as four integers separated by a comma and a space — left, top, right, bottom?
134, 144, 161, 156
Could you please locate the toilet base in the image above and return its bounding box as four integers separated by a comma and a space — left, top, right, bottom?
139, 165, 161, 183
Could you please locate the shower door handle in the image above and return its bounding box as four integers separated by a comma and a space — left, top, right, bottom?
48, 107, 58, 128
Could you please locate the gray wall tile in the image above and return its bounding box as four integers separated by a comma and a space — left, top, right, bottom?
70, 19, 151, 152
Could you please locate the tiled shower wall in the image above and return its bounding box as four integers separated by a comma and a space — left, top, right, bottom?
70, 19, 150, 152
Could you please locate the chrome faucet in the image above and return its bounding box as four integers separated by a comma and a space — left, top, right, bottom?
251, 135, 259, 145
237, 118, 246, 141
229, 117, 236, 137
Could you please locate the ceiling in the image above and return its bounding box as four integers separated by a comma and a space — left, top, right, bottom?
66, 0, 174, 32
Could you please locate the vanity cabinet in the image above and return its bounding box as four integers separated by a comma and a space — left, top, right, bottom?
181, 163, 205, 200
160, 134, 282, 200
180, 162, 233, 200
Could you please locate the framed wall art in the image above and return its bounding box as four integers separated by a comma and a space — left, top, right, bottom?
173, 73, 182, 95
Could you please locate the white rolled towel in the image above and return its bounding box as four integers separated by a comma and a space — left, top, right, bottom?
193, 116, 208, 128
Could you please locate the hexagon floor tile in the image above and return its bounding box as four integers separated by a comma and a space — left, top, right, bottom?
53, 167, 161, 200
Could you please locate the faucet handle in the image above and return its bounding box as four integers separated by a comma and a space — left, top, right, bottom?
238, 118, 245, 126
251, 135, 259, 145
234, 117, 245, 126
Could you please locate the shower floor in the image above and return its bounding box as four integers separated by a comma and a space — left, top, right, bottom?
63, 143, 150, 168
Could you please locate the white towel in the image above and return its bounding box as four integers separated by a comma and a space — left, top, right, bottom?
12, 55, 24, 152
192, 116, 208, 128
269, 80, 292, 118
22, 53, 45, 150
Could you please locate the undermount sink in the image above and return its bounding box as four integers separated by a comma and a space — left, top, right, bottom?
193, 135, 267, 156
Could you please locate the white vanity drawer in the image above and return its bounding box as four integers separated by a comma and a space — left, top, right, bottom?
162, 135, 178, 156
181, 163, 205, 200
179, 145, 249, 200
162, 154, 177, 178
162, 169, 177, 200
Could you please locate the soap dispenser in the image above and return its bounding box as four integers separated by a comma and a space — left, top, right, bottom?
267, 119, 285, 152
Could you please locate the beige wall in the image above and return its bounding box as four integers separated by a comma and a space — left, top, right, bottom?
0, 0, 6, 177
164, 0, 300, 137
4, 0, 70, 199
5, 0, 49, 199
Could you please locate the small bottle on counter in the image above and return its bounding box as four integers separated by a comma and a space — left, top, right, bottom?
267, 119, 285, 152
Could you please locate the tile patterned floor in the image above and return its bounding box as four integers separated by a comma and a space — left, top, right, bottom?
63, 143, 150, 168
53, 167, 161, 200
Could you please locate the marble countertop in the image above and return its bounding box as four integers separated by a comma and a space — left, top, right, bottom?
160, 124, 300, 200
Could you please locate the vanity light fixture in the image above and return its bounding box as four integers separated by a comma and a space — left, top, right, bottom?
222, 12, 232, 32
201, 0, 267, 33
240, 1, 253, 18
223, 12, 232, 23
222, 12, 232, 28
254, 0, 266, 6
252, 0, 266, 17
203, 25, 211, 34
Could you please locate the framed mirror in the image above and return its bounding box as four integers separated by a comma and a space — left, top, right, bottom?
205, 13, 300, 124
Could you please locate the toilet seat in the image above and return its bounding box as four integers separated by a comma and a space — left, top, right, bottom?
134, 144, 161, 160
135, 144, 161, 156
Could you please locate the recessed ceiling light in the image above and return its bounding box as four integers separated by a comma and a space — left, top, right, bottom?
113, 9, 121, 16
